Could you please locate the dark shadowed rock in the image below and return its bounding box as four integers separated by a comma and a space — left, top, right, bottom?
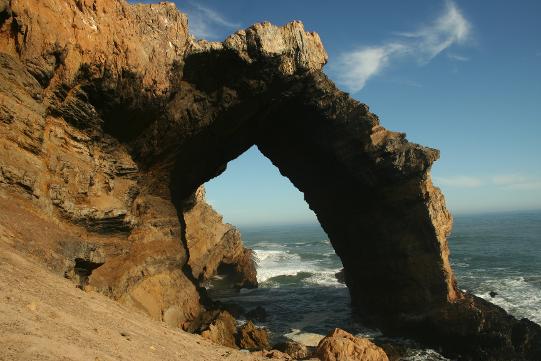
335, 268, 346, 284
246, 306, 267, 322
218, 302, 246, 319
378, 342, 409, 361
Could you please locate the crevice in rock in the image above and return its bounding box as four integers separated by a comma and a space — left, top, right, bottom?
71, 258, 104, 288
0, 0, 12, 28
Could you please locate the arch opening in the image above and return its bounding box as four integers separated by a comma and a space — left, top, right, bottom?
165, 69, 456, 326
202, 146, 359, 343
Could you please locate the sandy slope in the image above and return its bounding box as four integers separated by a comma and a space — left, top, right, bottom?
0, 242, 280, 361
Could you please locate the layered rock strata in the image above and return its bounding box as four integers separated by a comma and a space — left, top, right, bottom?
0, 0, 256, 331
0, 0, 540, 360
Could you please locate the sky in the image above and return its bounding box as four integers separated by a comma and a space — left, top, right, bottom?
133, 0, 541, 225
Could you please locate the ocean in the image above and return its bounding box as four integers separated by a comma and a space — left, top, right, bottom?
207, 210, 541, 360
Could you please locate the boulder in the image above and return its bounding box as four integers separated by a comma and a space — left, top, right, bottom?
199, 310, 238, 349
246, 306, 268, 322
251, 350, 293, 360
317, 328, 389, 361
237, 320, 271, 351
276, 340, 311, 359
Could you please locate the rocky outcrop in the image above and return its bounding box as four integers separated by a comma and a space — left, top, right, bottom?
251, 350, 294, 361
184, 186, 257, 288
276, 340, 311, 359
237, 321, 271, 351
0, 0, 540, 360
199, 310, 239, 349
317, 329, 389, 361
189, 310, 270, 352
0, 0, 254, 332
0, 241, 293, 361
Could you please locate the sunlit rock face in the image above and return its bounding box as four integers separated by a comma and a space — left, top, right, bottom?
0, 1, 540, 360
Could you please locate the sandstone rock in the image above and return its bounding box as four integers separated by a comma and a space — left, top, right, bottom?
250, 349, 293, 360
199, 310, 238, 349
0, 1, 540, 360
317, 329, 389, 361
237, 321, 271, 351
275, 340, 311, 359
222, 21, 327, 75
183, 186, 257, 288
0, 0, 254, 332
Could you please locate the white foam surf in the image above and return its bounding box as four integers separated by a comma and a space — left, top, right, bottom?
253, 249, 307, 282
252, 249, 344, 287
474, 275, 541, 324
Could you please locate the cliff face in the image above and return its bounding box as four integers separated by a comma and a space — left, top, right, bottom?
0, 0, 255, 331
0, 1, 539, 360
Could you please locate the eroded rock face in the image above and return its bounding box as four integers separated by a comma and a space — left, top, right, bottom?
184, 186, 257, 288
237, 321, 271, 351
0, 1, 540, 360
199, 310, 239, 349
317, 328, 389, 361
0, 0, 253, 331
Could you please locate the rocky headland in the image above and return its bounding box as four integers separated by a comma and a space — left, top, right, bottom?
0, 0, 540, 360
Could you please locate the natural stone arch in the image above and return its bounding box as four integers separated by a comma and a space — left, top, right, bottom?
134, 22, 540, 359
0, 1, 539, 359
157, 24, 458, 322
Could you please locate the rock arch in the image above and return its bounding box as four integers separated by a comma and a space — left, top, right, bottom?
0, 1, 539, 360
150, 23, 458, 322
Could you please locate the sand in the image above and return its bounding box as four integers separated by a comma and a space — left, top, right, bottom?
0, 241, 283, 361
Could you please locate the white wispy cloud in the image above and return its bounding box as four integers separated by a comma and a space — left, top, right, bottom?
434, 174, 541, 190
183, 2, 241, 40
434, 176, 483, 188
492, 175, 541, 190
401, 0, 470, 63
447, 53, 470, 62
334, 44, 407, 93
333, 0, 471, 92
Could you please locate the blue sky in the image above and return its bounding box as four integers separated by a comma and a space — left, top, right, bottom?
134, 0, 541, 225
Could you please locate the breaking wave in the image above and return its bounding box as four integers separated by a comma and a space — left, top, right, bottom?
252, 248, 344, 288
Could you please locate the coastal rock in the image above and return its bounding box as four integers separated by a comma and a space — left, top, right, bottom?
0, 0, 253, 332
199, 310, 238, 349
0, 1, 540, 360
237, 321, 271, 351
250, 350, 293, 360
246, 306, 268, 322
184, 186, 257, 288
334, 268, 346, 284
276, 340, 311, 359
316, 329, 389, 361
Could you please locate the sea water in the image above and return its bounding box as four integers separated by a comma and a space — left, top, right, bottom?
207, 210, 541, 360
